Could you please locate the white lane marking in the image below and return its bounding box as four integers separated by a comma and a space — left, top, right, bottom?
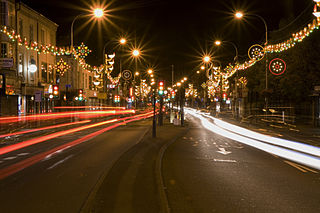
44, 146, 71, 160
3, 156, 17, 160
47, 155, 74, 170
214, 159, 237, 163
17, 152, 29, 156
217, 148, 232, 155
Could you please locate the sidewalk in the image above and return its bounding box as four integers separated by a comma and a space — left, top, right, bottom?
215, 111, 320, 147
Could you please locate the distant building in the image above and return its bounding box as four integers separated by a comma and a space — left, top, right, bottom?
0, 0, 58, 115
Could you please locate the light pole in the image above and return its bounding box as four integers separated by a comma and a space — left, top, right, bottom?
70, 8, 104, 49
215, 40, 239, 118
235, 11, 269, 115
132, 49, 140, 108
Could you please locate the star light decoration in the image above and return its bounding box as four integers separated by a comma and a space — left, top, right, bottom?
269, 58, 286, 75
75, 43, 91, 59
55, 58, 70, 76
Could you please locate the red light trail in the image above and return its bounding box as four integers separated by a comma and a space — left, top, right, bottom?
0, 111, 153, 180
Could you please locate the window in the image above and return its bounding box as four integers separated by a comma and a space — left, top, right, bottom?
48, 64, 53, 83
41, 62, 47, 83
0, 1, 8, 26
41, 29, 45, 44
0, 43, 7, 58
19, 19, 23, 37
18, 53, 23, 73
29, 25, 34, 42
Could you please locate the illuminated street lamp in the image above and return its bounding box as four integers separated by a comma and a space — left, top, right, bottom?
235, 12, 244, 19
132, 49, 140, 57
120, 38, 127, 45
200, 65, 205, 70
183, 77, 187, 81
147, 69, 153, 75
214, 40, 238, 62
203, 55, 211, 63
235, 11, 269, 113
177, 82, 181, 87
71, 7, 105, 49
93, 8, 104, 18
135, 71, 140, 76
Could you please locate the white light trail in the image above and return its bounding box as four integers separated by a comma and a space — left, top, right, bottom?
186, 109, 320, 170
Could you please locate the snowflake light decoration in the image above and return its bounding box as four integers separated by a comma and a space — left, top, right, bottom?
55, 58, 70, 76
269, 58, 286, 75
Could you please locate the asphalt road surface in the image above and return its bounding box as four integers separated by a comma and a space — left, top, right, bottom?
0, 117, 151, 213
162, 113, 320, 213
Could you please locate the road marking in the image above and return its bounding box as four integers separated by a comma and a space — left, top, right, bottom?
0, 161, 3, 163
216, 148, 232, 155
44, 146, 71, 160
47, 155, 73, 170
284, 161, 319, 174
3, 156, 17, 160
213, 159, 237, 163
17, 153, 29, 156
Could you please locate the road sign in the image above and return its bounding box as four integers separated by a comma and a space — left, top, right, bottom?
122, 70, 132, 81
35, 91, 42, 102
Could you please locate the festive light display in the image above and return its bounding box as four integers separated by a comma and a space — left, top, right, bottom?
55, 58, 70, 76
269, 58, 286, 75
248, 44, 265, 61
75, 43, 91, 59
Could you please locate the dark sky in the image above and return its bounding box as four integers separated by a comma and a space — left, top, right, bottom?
23, 0, 312, 80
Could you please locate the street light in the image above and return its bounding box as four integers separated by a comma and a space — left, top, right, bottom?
135, 71, 140, 76
132, 49, 140, 57
235, 11, 269, 115
214, 40, 238, 62
70, 8, 105, 49
203, 55, 211, 63
120, 38, 127, 45
93, 8, 104, 18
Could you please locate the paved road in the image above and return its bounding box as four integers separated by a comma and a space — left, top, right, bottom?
162, 114, 320, 213
0, 118, 151, 213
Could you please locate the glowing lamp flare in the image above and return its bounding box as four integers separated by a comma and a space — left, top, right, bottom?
235, 12, 244, 19
132, 49, 140, 57
120, 38, 127, 45
203, 55, 211, 63
215, 40, 222, 46
93, 8, 104, 18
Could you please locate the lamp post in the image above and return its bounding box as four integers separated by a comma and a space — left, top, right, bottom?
132, 49, 140, 108
215, 39, 239, 118
235, 11, 269, 115
70, 8, 104, 49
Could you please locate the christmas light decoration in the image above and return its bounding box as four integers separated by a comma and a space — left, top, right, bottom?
75, 43, 91, 59
55, 58, 70, 76
248, 44, 265, 61
269, 58, 286, 75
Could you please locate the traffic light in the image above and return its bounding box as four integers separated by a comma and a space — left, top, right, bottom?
222, 93, 227, 101
171, 90, 175, 99
114, 95, 120, 103
158, 80, 164, 95
78, 89, 83, 101
53, 85, 59, 98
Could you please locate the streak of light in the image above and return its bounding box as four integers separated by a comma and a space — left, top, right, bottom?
0, 111, 153, 156
186, 109, 320, 170
0, 110, 135, 124
0, 120, 91, 139
210, 116, 320, 158
53, 106, 126, 110
0, 112, 153, 180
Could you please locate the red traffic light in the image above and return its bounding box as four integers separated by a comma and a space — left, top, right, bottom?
159, 81, 164, 86
53, 85, 59, 91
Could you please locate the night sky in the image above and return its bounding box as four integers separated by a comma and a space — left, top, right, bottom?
23, 0, 312, 80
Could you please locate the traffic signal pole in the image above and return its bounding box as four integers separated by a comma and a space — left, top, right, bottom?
152, 90, 156, 138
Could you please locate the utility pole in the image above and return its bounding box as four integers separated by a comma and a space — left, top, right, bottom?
152, 89, 156, 138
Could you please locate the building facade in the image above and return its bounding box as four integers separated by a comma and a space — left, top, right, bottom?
0, 0, 58, 115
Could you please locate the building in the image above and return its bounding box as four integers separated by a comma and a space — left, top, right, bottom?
0, 0, 58, 115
